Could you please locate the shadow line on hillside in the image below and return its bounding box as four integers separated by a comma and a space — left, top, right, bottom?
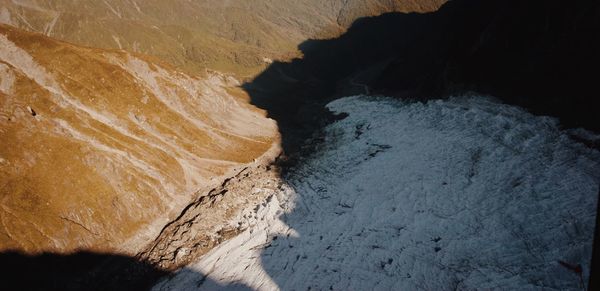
243, 0, 600, 163
152, 0, 600, 288
239, 0, 600, 289
3, 0, 599, 289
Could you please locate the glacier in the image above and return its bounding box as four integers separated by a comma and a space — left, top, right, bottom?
154, 95, 600, 290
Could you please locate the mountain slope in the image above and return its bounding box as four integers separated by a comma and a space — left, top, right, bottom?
0, 0, 447, 76
0, 24, 278, 254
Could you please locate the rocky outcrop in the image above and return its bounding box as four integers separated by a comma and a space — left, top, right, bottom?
139, 159, 284, 270
0, 24, 278, 254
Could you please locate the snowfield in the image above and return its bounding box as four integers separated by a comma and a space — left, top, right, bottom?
154, 95, 600, 290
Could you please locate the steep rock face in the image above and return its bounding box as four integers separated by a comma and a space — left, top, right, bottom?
0, 24, 278, 254
0, 0, 447, 76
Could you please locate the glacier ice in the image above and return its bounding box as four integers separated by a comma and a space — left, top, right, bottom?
155, 95, 600, 290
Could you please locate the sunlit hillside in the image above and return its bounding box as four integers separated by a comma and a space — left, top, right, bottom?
0, 24, 278, 254
0, 0, 446, 77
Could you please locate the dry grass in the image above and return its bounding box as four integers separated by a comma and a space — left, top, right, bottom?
0, 24, 277, 254
0, 0, 446, 77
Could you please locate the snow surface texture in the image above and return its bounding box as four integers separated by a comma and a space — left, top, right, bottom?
154, 95, 600, 290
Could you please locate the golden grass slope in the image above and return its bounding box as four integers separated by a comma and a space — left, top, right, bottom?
0, 0, 447, 77
0, 24, 278, 254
